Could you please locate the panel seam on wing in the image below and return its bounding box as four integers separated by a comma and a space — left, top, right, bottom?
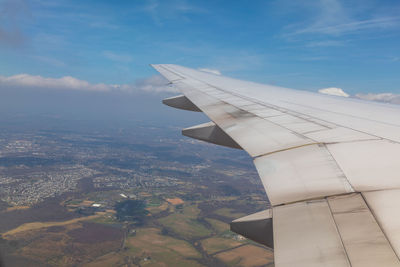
253, 143, 322, 158
326, 197, 353, 267
324, 144, 356, 193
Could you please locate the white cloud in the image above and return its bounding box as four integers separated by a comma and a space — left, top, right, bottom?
0, 73, 176, 94
318, 87, 349, 97
0, 74, 111, 91
121, 75, 179, 93
296, 17, 399, 36
283, 0, 400, 37
355, 93, 400, 104
198, 68, 221, 75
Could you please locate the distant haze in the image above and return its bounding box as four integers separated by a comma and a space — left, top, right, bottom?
0, 85, 206, 129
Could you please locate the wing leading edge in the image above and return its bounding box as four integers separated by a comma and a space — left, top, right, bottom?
152, 64, 400, 266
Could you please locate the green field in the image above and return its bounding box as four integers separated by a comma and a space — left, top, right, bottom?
159, 205, 212, 239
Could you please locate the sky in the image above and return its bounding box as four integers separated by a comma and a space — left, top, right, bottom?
1, 0, 400, 122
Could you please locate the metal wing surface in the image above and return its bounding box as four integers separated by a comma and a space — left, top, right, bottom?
152, 64, 400, 267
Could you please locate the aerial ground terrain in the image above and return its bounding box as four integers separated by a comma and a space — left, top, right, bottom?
0, 116, 273, 267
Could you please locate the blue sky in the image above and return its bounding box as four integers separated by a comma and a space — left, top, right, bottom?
1, 0, 400, 95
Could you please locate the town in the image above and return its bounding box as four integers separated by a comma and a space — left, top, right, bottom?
0, 122, 273, 266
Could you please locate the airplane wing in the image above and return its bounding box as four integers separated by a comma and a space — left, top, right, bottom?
152, 64, 400, 267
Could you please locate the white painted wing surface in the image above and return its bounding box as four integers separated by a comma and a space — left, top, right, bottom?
152, 64, 400, 266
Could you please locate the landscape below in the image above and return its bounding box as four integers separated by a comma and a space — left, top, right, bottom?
0, 116, 273, 267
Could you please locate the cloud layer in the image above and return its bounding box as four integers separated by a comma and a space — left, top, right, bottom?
0, 74, 111, 91
355, 93, 400, 105
318, 87, 400, 105
0, 73, 178, 94
2, 72, 400, 106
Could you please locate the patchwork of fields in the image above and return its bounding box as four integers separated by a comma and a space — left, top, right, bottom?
1, 194, 273, 267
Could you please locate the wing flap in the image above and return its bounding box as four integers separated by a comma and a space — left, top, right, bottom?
363, 189, 400, 258
328, 193, 399, 267
273, 199, 350, 267
273, 194, 400, 267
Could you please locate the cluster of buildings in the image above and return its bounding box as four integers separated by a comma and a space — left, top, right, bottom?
0, 165, 97, 205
